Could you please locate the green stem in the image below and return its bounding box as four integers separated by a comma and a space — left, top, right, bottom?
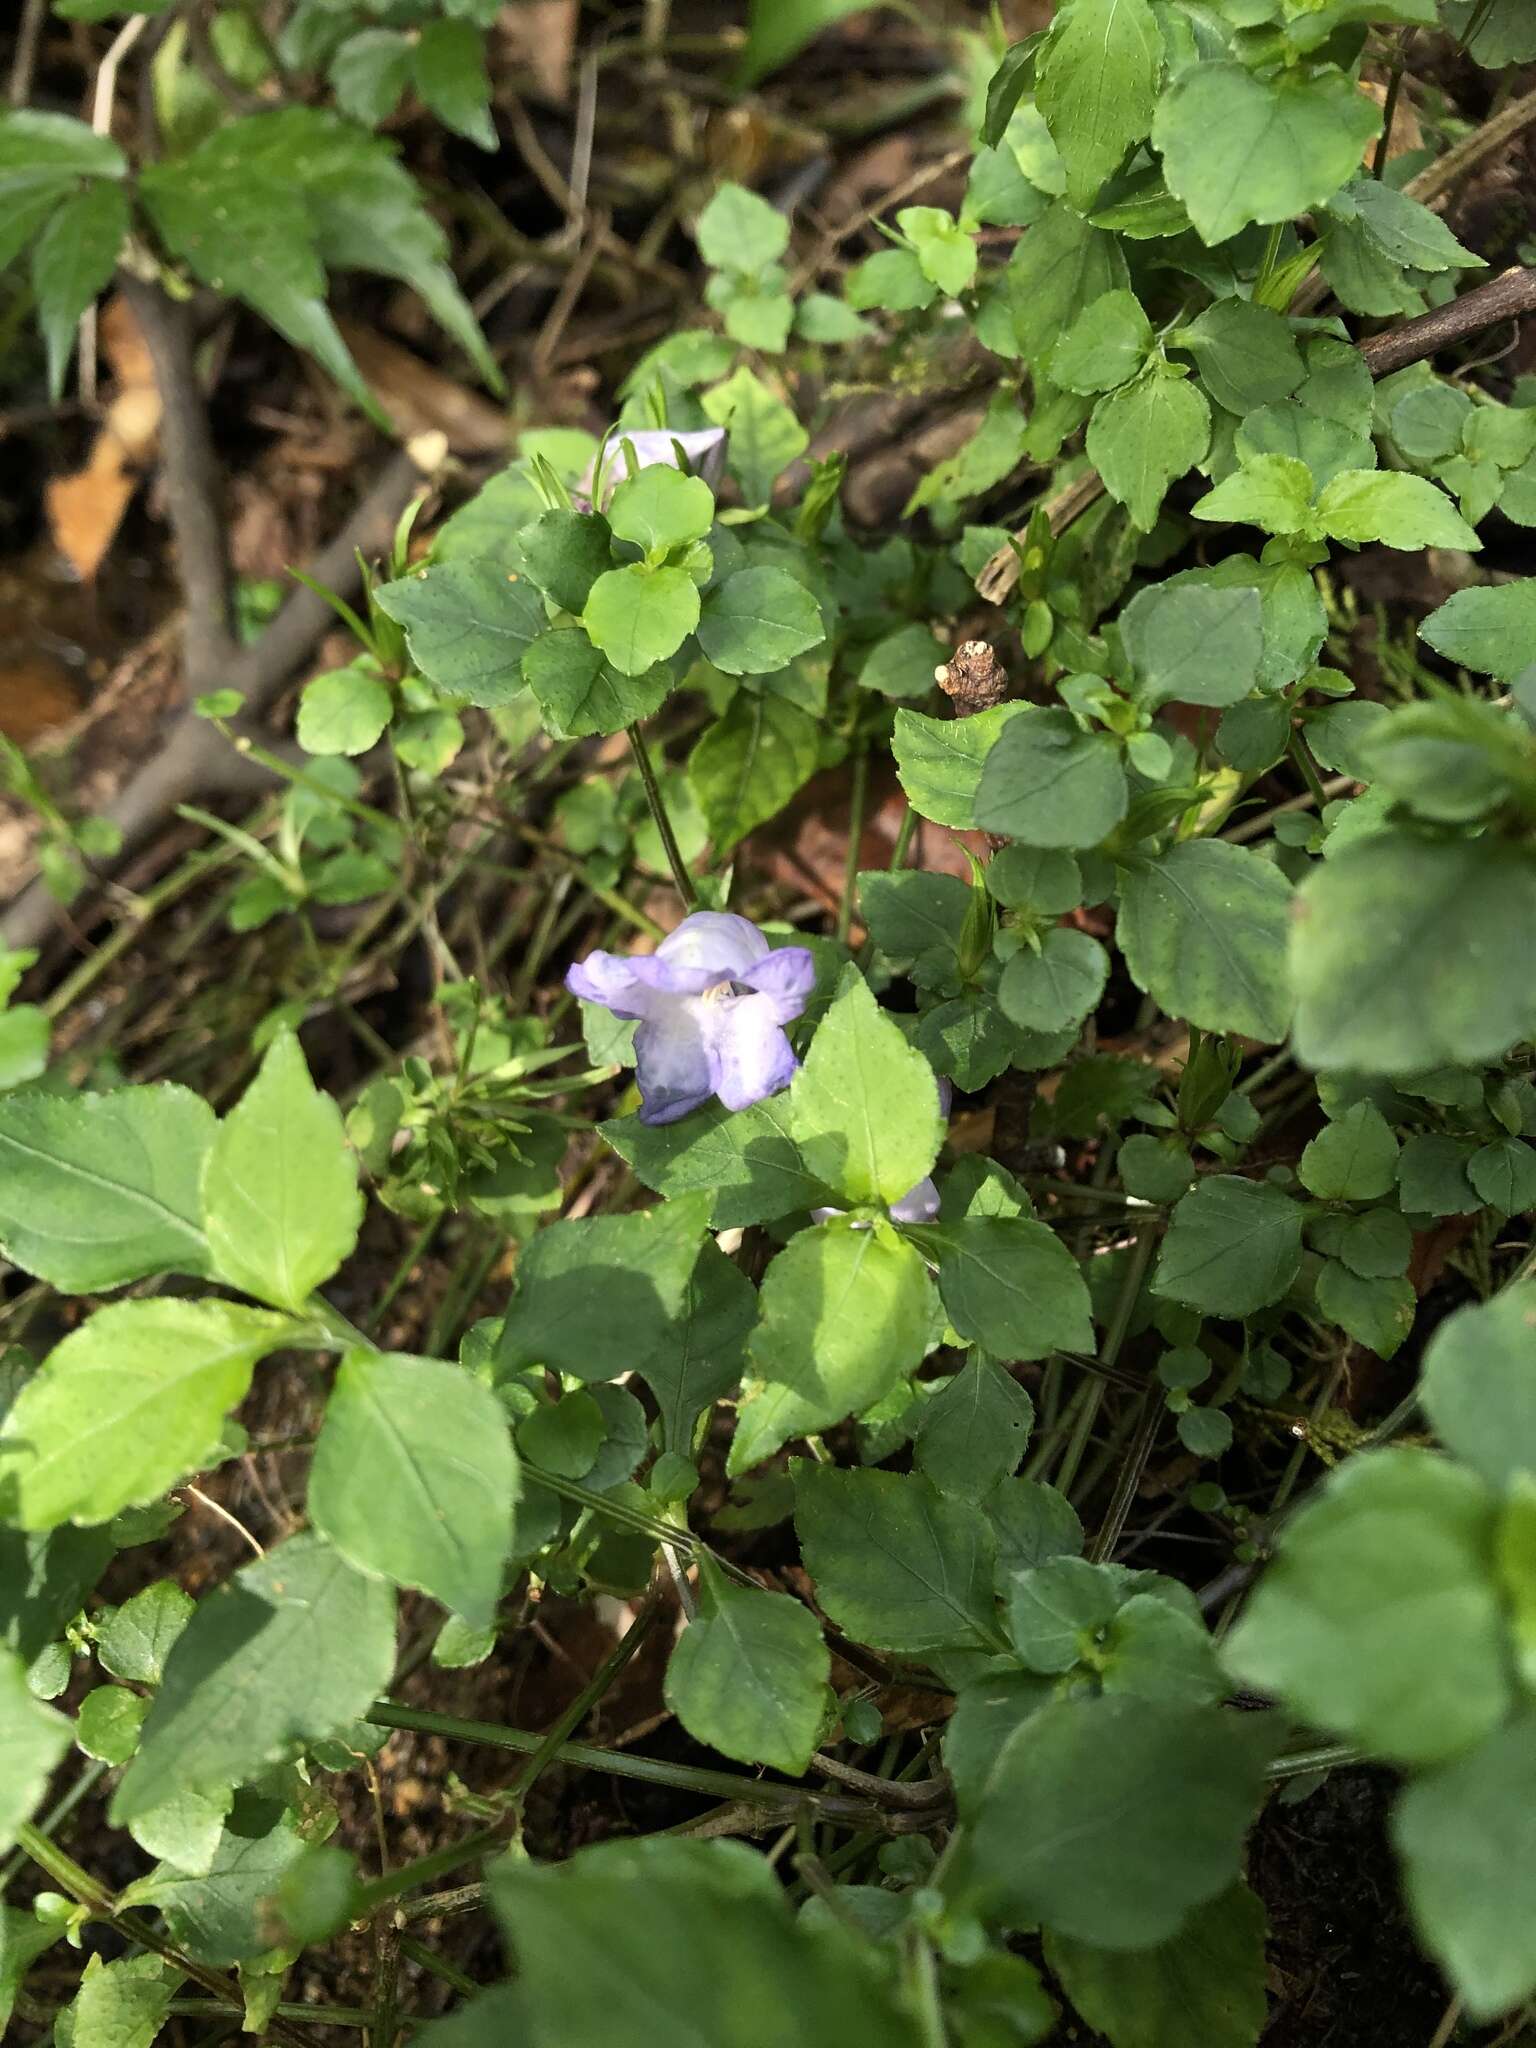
1288, 730, 1328, 807
506, 1594, 663, 1812
1056, 1224, 1158, 1501
1267, 1741, 1357, 1780
628, 724, 696, 908
837, 746, 870, 947
396, 1935, 479, 1999
1372, 37, 1407, 179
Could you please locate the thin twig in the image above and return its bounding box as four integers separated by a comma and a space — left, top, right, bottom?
627, 724, 696, 907
7, 0, 46, 106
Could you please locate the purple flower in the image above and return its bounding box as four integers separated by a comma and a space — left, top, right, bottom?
813, 1079, 951, 1225
578, 427, 729, 512
568, 911, 815, 1126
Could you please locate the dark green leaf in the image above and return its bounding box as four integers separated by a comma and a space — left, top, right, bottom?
1117, 841, 1292, 1042
1154, 1177, 1303, 1316
376, 560, 546, 708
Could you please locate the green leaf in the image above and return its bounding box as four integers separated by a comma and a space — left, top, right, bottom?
892, 702, 1025, 828
375, 560, 546, 708
1421, 1286, 1536, 1491
0, 111, 126, 272
1420, 580, 1536, 678
61, 1952, 181, 2048
1193, 453, 1315, 537
202, 1029, 362, 1312
696, 182, 788, 272
999, 927, 1108, 1030
988, 1478, 1084, 1584
845, 245, 938, 313
732, 1224, 935, 1471
0, 1907, 61, 2032
1315, 1262, 1415, 1358
1395, 1710, 1536, 2020
1154, 62, 1380, 247
412, 19, 495, 149
859, 868, 971, 970
921, 1217, 1094, 1362
31, 182, 128, 403
1291, 830, 1536, 1073
137, 1809, 307, 1964
1007, 1555, 1122, 1673
1101, 1591, 1226, 1706
582, 565, 700, 675
688, 692, 820, 851
522, 629, 670, 739
309, 1350, 518, 1628
297, 665, 392, 757
0, 1300, 292, 1531
975, 706, 1128, 848
1315, 469, 1480, 551
1299, 1102, 1399, 1201
1397, 1133, 1480, 1218
1154, 1177, 1303, 1316
700, 366, 808, 509
915, 1357, 1035, 1500
601, 1097, 829, 1229
960, 1696, 1271, 1947
1007, 200, 1128, 369
1045, 1884, 1269, 2048
496, 1194, 711, 1382
0, 1083, 214, 1292
330, 29, 412, 126
607, 466, 714, 555
1035, 0, 1162, 211
897, 206, 976, 297
1117, 841, 1291, 1042
638, 1241, 758, 1453
664, 1560, 828, 1775
113, 1535, 395, 1823
1226, 1449, 1509, 1766
77, 1684, 149, 1765
97, 1583, 194, 1689
0, 1648, 70, 1855
1088, 368, 1210, 529
1332, 177, 1481, 275
788, 971, 943, 1206
517, 508, 613, 614
1180, 298, 1304, 416
697, 567, 824, 677
795, 1465, 1000, 1655
1120, 582, 1263, 710
1051, 289, 1154, 395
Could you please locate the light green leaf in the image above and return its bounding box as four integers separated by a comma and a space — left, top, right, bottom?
309, 1350, 518, 1628
1035, 0, 1162, 211
375, 560, 546, 707
517, 508, 613, 613
1088, 368, 1210, 529
975, 705, 1127, 848
1007, 200, 1129, 369
582, 566, 700, 675
696, 567, 824, 677
960, 1696, 1271, 1947
607, 466, 714, 555
203, 1029, 363, 1312
0, 1647, 70, 1855
1299, 1101, 1399, 1201
1420, 580, 1536, 678
0, 111, 126, 273
113, 1535, 395, 1822
1118, 841, 1291, 1042
788, 971, 943, 1207
701, 366, 808, 508
76, 1684, 149, 1765
688, 692, 820, 851
845, 245, 938, 314
696, 181, 789, 272
60, 1953, 179, 2048
638, 1241, 758, 1453
496, 1193, 711, 1382
1226, 1449, 1509, 1766
1315, 468, 1480, 551
795, 1465, 1000, 1655
999, 927, 1108, 1030
97, 1583, 194, 1689
330, 29, 412, 126
1154, 1177, 1303, 1316
0, 1299, 292, 1531
297, 665, 392, 756
1395, 1711, 1536, 2020
732, 1224, 935, 1472
915, 1357, 1035, 1500
412, 18, 495, 148
1154, 62, 1380, 247
31, 182, 128, 403
1291, 830, 1536, 1073
522, 629, 670, 738
1192, 453, 1315, 536
0, 1083, 214, 1292
664, 1560, 828, 1774
1006, 1555, 1121, 1674
1421, 1286, 1536, 1490
1051, 289, 1154, 395
897, 206, 976, 297
920, 1217, 1094, 1362
1120, 582, 1263, 710
892, 702, 1025, 827
1045, 1884, 1269, 2048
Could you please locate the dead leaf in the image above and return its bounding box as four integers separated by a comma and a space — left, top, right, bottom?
499, 0, 578, 103
45, 292, 162, 583
338, 321, 509, 454
1362, 78, 1422, 164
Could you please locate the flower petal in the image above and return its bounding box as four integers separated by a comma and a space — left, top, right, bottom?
738, 945, 816, 1024
703, 990, 799, 1113
889, 1176, 941, 1225
565, 952, 653, 1020
584, 427, 729, 507
655, 911, 769, 983
634, 997, 716, 1124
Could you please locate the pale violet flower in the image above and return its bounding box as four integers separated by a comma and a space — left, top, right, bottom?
812, 1079, 951, 1226
568, 911, 815, 1126
578, 427, 728, 511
